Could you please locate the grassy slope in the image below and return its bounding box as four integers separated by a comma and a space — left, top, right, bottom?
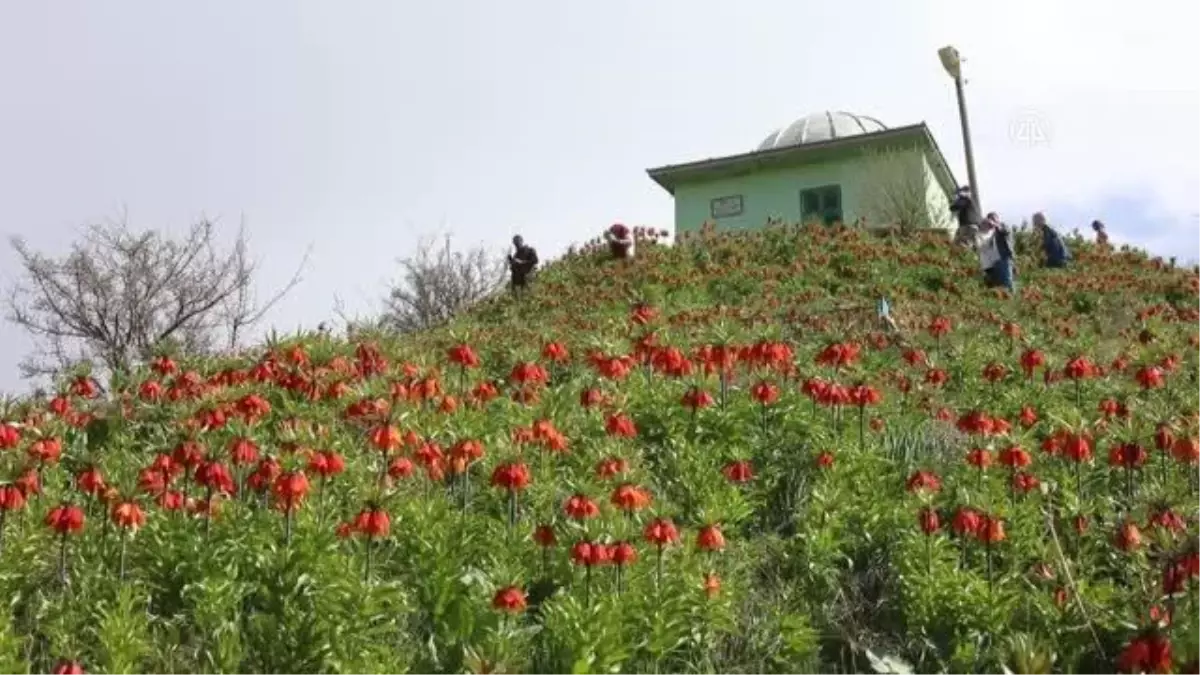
0, 222, 1197, 674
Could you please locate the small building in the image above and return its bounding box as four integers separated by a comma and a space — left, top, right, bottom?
646, 111, 960, 235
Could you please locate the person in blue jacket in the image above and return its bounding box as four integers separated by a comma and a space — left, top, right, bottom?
1032, 212, 1071, 268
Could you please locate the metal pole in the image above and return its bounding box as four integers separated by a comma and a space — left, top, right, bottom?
953, 74, 981, 212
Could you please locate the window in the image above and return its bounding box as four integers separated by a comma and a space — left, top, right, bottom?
710, 195, 744, 219
800, 185, 843, 225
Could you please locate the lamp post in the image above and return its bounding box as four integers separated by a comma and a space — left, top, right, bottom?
938, 45, 981, 212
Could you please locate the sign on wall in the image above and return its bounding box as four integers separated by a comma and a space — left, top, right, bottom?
710, 195, 744, 219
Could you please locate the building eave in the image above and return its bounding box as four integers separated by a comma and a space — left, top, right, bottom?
646, 122, 959, 197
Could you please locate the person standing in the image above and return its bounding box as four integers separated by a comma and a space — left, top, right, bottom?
604, 223, 635, 260
1032, 212, 1071, 268
507, 235, 539, 295
1092, 220, 1110, 249
979, 213, 1015, 292
950, 185, 982, 248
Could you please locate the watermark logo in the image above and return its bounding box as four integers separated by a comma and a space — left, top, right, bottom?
1007, 108, 1052, 148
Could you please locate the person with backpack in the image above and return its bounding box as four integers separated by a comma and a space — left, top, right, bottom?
604, 223, 635, 260
507, 235, 539, 294
1032, 212, 1071, 268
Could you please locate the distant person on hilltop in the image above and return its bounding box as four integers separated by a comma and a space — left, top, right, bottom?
604, 223, 635, 260
950, 185, 982, 247
507, 235, 539, 295
1032, 212, 1071, 268
978, 212, 1015, 291
1092, 220, 1110, 249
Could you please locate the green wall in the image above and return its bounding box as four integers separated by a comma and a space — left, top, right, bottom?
671, 144, 952, 234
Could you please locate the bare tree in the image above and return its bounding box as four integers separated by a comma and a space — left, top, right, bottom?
6, 218, 307, 381
858, 148, 950, 233
381, 234, 506, 333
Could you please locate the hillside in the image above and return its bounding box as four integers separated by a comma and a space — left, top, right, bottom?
0, 222, 1197, 674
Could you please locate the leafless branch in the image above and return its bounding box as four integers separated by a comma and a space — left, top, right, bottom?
381, 233, 506, 333
5, 218, 305, 382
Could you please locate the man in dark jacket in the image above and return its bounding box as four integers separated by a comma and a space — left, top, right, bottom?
950, 186, 981, 247
1032, 212, 1071, 268
507, 235, 539, 294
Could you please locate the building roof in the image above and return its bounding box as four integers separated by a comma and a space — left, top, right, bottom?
757, 111, 888, 151
647, 121, 959, 199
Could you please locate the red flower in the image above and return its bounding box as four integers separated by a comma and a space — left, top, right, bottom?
564, 494, 600, 520
952, 507, 982, 537
448, 344, 480, 368
966, 448, 993, 469
579, 388, 606, 408
850, 384, 881, 407
1019, 405, 1039, 427
195, 460, 236, 495
1116, 631, 1172, 674
905, 470, 942, 494
28, 437, 63, 464
110, 500, 146, 531
815, 451, 835, 469
750, 380, 779, 405
1063, 356, 1097, 380
492, 586, 527, 614
610, 483, 652, 513
0, 423, 20, 449
369, 424, 403, 453
1019, 349, 1045, 378
595, 456, 629, 479
229, 437, 260, 467
605, 413, 637, 438
0, 484, 27, 512
52, 660, 85, 675
1135, 365, 1165, 390
998, 446, 1032, 468
533, 524, 557, 547
570, 540, 607, 566
924, 368, 949, 387
1115, 520, 1142, 552
268, 471, 307, 514
1172, 437, 1199, 465
610, 540, 638, 566
643, 517, 680, 548
490, 462, 531, 492
354, 506, 391, 538
927, 316, 952, 338
1063, 433, 1093, 463
1108, 443, 1148, 469
681, 387, 715, 410
918, 507, 939, 535
76, 466, 106, 496
696, 524, 725, 552
509, 361, 549, 387
541, 341, 570, 363
307, 450, 346, 478
1012, 471, 1040, 493
722, 460, 754, 483
977, 515, 1006, 544
815, 342, 861, 369
45, 504, 85, 535
982, 363, 1008, 383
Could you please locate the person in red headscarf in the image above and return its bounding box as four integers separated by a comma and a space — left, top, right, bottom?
604, 223, 635, 260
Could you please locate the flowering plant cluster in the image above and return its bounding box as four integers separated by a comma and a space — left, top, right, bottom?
0, 222, 1195, 673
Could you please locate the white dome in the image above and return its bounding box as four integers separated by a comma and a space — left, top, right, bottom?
757, 111, 887, 151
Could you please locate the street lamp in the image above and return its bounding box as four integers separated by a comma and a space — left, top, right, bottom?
938, 45, 981, 213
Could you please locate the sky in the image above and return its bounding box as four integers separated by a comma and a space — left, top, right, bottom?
0, 0, 1197, 393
